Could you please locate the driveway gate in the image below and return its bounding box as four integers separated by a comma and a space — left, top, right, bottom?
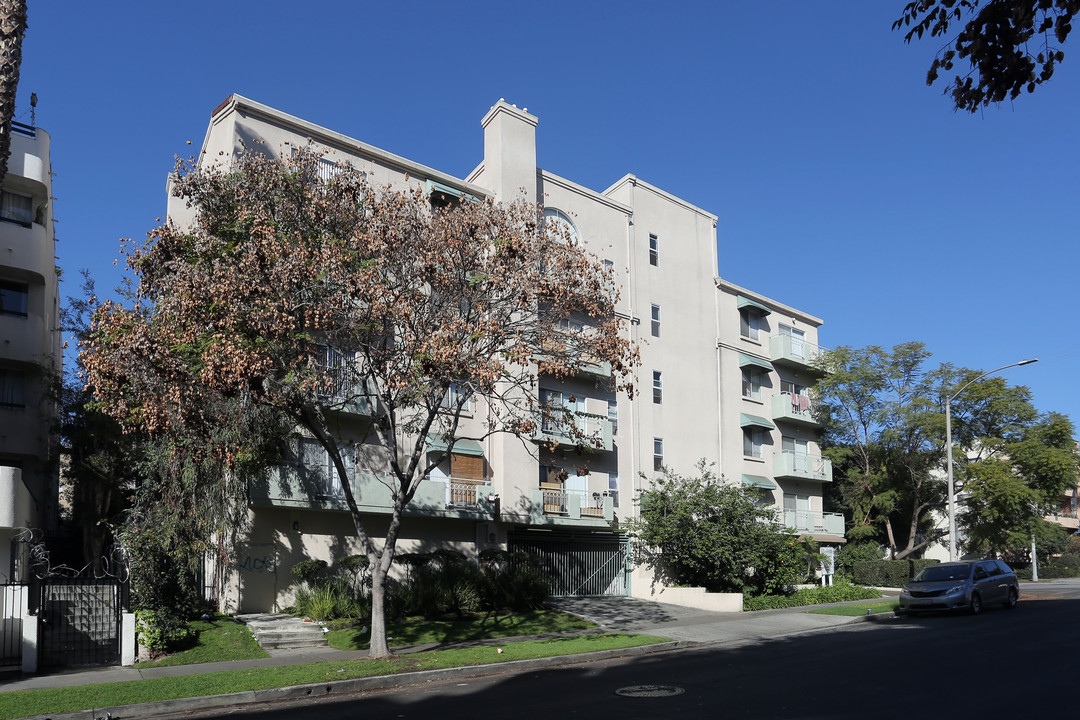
509, 533, 629, 597
36, 578, 128, 667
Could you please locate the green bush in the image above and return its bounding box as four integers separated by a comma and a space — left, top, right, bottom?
293, 578, 364, 621
1036, 554, 1080, 579
851, 559, 936, 587
743, 582, 882, 611
136, 609, 196, 652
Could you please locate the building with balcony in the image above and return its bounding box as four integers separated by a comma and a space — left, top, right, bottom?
179, 96, 839, 612
718, 280, 843, 551
0, 122, 60, 581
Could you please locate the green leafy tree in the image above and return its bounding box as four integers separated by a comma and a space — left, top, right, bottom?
895, 0, 1078, 112
627, 462, 806, 596
819, 342, 1077, 559
83, 148, 636, 658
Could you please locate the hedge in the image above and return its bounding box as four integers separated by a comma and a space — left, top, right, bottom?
743, 582, 882, 611
851, 559, 940, 587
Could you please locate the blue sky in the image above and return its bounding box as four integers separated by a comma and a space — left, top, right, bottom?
17, 1, 1079, 423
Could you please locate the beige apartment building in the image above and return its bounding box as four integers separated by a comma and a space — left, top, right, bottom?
177, 96, 841, 612
0, 121, 60, 582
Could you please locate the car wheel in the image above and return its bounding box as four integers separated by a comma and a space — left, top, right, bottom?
969, 592, 982, 615
1004, 587, 1018, 609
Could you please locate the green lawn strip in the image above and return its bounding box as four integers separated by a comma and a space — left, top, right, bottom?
328, 609, 595, 651
137, 615, 269, 668
0, 634, 666, 720
806, 601, 900, 617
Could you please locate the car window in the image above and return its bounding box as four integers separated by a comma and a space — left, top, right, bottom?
995, 560, 1014, 575
974, 566, 988, 580
981, 561, 1001, 577
914, 565, 971, 582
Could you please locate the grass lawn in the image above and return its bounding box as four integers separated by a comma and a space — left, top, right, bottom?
328, 609, 595, 650
806, 601, 900, 617
0, 633, 669, 720
137, 614, 269, 668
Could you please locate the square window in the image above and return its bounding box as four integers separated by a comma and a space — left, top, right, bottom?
0, 279, 28, 318
0, 191, 32, 227
652, 371, 663, 404
0, 368, 25, 409
650, 304, 661, 338
648, 234, 659, 267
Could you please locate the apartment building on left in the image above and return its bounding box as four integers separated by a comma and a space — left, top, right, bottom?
0, 121, 60, 581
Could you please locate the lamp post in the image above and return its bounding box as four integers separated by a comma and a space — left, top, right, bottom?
945, 358, 1038, 561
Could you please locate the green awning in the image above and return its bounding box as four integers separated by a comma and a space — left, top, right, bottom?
737, 295, 772, 316
741, 474, 778, 490
740, 413, 775, 430
738, 353, 773, 371
426, 435, 484, 456
424, 179, 463, 199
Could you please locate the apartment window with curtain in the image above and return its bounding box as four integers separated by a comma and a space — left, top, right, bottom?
740, 308, 761, 341
653, 438, 664, 471
741, 367, 762, 400
650, 304, 661, 338
0, 191, 32, 227
648, 234, 659, 266
743, 427, 764, 458
0, 279, 29, 317
0, 369, 25, 409
652, 371, 663, 404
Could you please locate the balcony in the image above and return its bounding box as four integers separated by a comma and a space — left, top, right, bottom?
769, 335, 825, 373
0, 220, 53, 282
0, 314, 49, 365
778, 509, 845, 537
533, 334, 612, 380
770, 392, 823, 428
773, 451, 832, 482
251, 467, 495, 518
530, 487, 614, 524
533, 411, 613, 452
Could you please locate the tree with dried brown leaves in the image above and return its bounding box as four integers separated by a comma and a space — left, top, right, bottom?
82, 148, 637, 658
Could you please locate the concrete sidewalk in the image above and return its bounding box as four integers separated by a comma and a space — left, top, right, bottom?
2, 593, 897, 694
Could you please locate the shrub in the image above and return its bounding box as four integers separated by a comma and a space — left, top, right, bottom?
136, 609, 196, 652
293, 578, 364, 621
743, 581, 882, 611
851, 559, 933, 587
290, 559, 329, 586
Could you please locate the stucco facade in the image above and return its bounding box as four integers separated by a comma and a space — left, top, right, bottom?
0, 123, 60, 581
176, 96, 838, 612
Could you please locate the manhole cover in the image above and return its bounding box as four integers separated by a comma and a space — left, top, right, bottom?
615, 685, 685, 698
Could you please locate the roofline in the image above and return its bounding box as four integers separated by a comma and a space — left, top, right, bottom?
539, 169, 632, 215
603, 174, 718, 225
716, 277, 823, 327
203, 94, 489, 199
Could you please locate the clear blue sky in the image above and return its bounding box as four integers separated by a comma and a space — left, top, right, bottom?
17, 1, 1080, 425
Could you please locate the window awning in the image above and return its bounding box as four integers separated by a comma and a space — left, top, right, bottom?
738, 353, 773, 371
741, 474, 777, 490
426, 435, 484, 456
737, 295, 772, 316
740, 413, 775, 430
424, 179, 463, 199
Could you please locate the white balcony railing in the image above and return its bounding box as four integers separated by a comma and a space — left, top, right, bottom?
778, 509, 845, 536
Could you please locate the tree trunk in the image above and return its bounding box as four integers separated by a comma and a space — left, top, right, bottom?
0, 0, 27, 183
368, 561, 391, 657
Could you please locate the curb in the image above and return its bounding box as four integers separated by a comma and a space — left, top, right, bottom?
24, 640, 690, 720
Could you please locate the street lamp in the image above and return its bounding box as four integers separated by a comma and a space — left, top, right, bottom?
945, 358, 1038, 561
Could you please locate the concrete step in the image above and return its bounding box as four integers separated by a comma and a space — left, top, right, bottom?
237, 612, 330, 651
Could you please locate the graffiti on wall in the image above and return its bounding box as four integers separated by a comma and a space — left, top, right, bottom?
239, 554, 277, 574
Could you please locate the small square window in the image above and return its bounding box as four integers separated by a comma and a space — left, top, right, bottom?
648, 234, 659, 267
652, 371, 663, 404
0, 279, 28, 318
650, 304, 661, 338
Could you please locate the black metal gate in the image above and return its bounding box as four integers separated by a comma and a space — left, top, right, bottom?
35, 578, 128, 667
509, 532, 630, 597
0, 583, 26, 665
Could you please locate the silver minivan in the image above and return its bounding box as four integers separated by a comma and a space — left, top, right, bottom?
899, 559, 1019, 614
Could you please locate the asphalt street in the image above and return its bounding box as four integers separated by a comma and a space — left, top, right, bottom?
141, 579, 1080, 720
